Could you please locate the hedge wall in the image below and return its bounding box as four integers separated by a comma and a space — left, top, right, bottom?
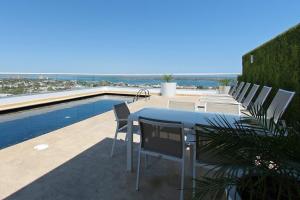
239, 23, 300, 123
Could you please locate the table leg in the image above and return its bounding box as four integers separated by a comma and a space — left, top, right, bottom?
126, 119, 133, 172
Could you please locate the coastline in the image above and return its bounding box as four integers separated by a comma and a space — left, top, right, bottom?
0, 73, 237, 97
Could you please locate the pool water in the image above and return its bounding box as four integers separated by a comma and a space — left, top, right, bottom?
0, 95, 133, 149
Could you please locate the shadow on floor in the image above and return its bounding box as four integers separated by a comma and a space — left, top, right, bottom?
5, 138, 192, 200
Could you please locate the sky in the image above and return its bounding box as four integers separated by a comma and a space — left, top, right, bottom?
0, 0, 299, 74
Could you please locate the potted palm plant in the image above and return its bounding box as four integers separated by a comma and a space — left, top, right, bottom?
193, 108, 300, 200
161, 74, 176, 97
218, 79, 232, 94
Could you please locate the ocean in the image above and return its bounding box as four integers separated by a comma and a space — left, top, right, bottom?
0, 73, 239, 88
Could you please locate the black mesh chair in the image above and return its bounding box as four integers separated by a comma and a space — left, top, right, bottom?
241, 84, 260, 109
200, 82, 247, 103
266, 89, 295, 124
192, 125, 243, 199
232, 82, 245, 99
248, 86, 272, 111
201, 83, 252, 115
110, 102, 138, 157
236, 82, 251, 102
228, 81, 238, 96
136, 117, 186, 200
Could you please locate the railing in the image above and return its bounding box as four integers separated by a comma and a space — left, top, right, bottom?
133, 88, 150, 102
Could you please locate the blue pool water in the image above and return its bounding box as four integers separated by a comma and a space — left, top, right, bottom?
0, 95, 132, 149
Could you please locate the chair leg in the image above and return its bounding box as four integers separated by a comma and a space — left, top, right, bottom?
136, 149, 142, 191
180, 159, 185, 200
192, 144, 196, 197
125, 131, 128, 141
192, 164, 196, 197
110, 129, 119, 157
145, 155, 148, 168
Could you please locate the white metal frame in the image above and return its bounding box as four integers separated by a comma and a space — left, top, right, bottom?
167, 100, 197, 112
136, 118, 186, 200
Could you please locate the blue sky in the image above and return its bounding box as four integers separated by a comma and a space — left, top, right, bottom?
0, 0, 299, 74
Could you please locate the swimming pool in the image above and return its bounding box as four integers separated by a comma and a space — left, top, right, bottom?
0, 95, 133, 149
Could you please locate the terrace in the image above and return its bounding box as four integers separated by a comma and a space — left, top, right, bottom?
0, 4, 299, 200
0, 77, 298, 199
0, 94, 206, 200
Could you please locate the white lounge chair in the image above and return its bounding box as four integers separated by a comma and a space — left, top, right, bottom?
200, 82, 247, 103
228, 81, 239, 96
200, 83, 253, 114
201, 81, 243, 99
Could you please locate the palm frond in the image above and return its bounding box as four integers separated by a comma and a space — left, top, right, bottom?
193, 107, 300, 199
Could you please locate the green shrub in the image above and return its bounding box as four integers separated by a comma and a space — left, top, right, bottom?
218, 79, 231, 86
161, 74, 173, 82
240, 23, 300, 123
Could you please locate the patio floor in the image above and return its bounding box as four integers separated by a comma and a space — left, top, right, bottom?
0, 95, 229, 200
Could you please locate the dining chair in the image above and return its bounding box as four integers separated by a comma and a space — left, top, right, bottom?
168, 100, 196, 111
192, 125, 218, 197
110, 102, 139, 157
192, 125, 242, 199
136, 117, 186, 200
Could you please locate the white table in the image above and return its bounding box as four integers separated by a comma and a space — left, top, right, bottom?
126, 107, 241, 172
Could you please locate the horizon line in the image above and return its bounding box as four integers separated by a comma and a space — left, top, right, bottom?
0, 72, 241, 76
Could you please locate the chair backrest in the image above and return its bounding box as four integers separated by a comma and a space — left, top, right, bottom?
266, 89, 295, 123
194, 125, 222, 163
168, 100, 196, 111
236, 82, 251, 102
242, 84, 260, 108
232, 82, 245, 99
113, 102, 130, 129
139, 117, 184, 158
228, 81, 238, 96
250, 86, 272, 110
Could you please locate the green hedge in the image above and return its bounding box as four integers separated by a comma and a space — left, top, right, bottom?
239, 23, 300, 123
